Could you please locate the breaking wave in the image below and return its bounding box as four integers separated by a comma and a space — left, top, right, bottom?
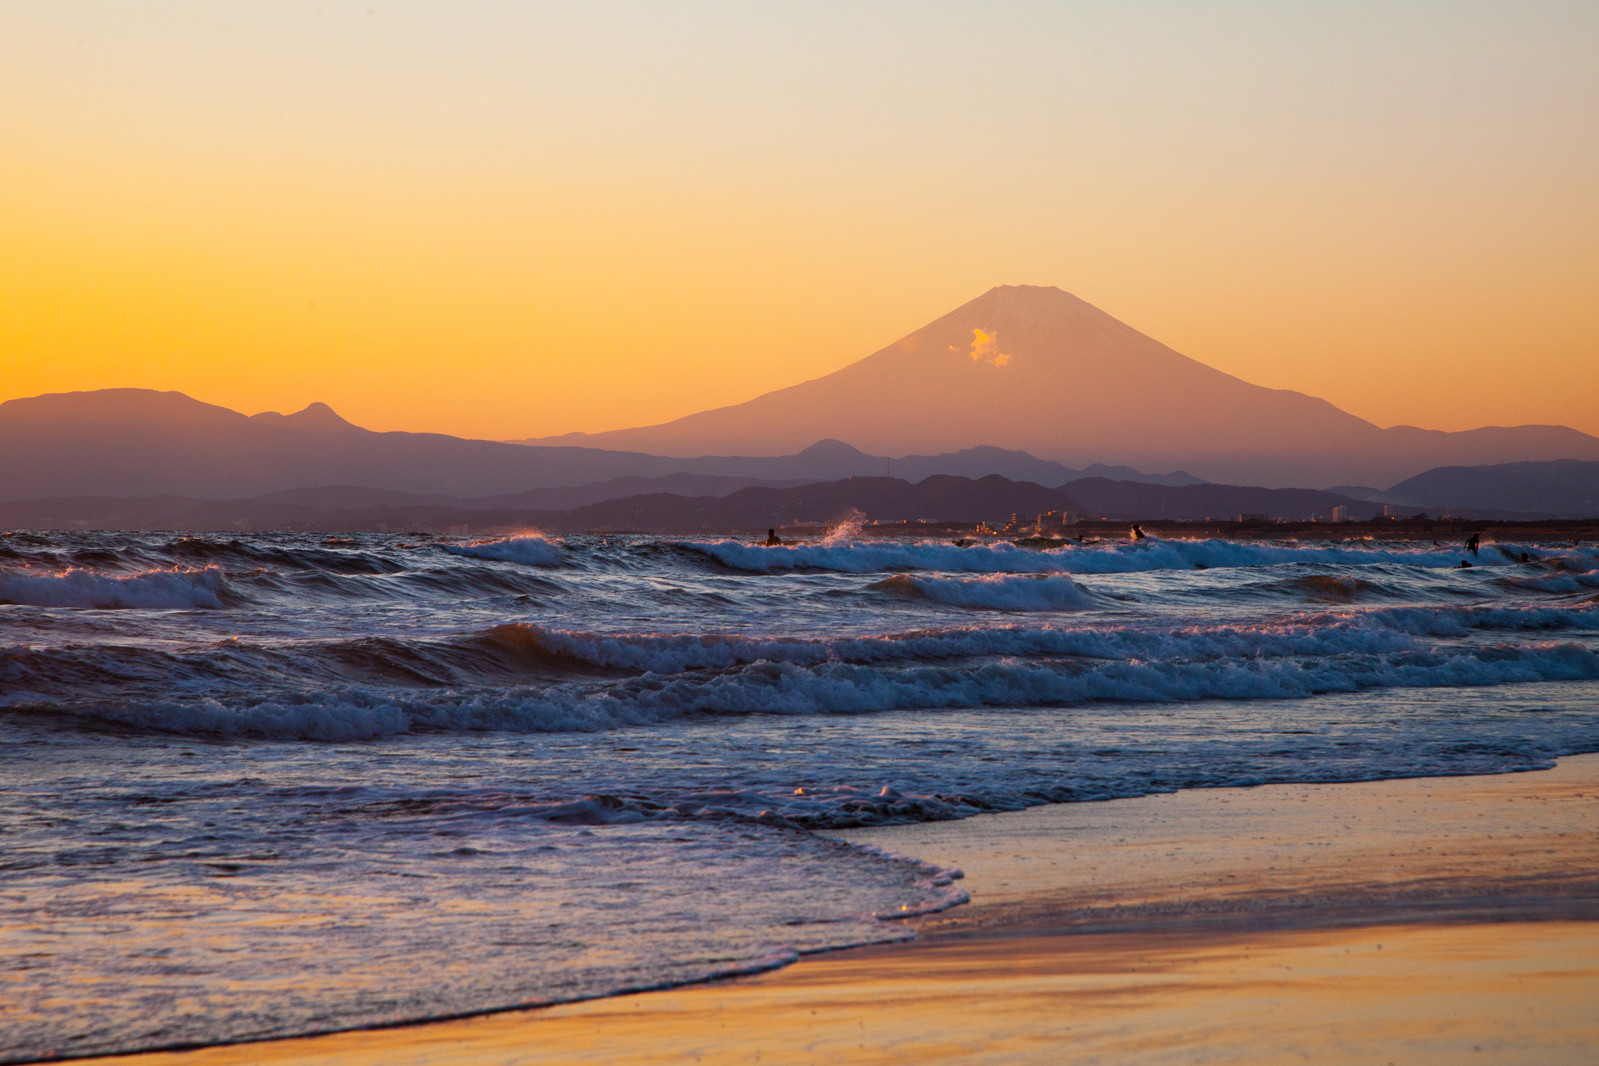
679, 537, 1529, 576
871, 573, 1099, 611
0, 566, 237, 609
160, 536, 408, 574
10, 601, 1597, 695
439, 535, 564, 566
25, 637, 1599, 743
12, 600, 1598, 741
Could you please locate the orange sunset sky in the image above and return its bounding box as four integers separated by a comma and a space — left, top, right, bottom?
3, 2, 1597, 441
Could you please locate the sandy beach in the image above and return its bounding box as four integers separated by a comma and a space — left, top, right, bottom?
77, 754, 1599, 1066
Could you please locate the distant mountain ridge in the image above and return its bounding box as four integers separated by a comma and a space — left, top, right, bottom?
525, 285, 1599, 487
3, 389, 1595, 530
1385, 460, 1599, 517
0, 389, 1197, 502
6, 460, 1594, 533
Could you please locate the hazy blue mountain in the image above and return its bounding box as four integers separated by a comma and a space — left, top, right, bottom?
1079, 464, 1205, 487
1385, 460, 1599, 518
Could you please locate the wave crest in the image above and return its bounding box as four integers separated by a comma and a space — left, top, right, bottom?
440, 535, 563, 566
872, 573, 1098, 611
0, 566, 237, 609
35, 636, 1599, 741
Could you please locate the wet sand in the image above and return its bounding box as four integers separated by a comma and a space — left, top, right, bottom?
82, 756, 1599, 1065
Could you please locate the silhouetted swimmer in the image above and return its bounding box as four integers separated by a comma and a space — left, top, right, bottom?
1465, 533, 1480, 557
1456, 559, 1473, 569
1130, 523, 1147, 540
764, 529, 782, 546
952, 538, 972, 548
1520, 552, 1531, 563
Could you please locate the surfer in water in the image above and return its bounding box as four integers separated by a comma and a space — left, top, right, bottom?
1130, 523, 1147, 540
1465, 533, 1481, 557
764, 529, 783, 546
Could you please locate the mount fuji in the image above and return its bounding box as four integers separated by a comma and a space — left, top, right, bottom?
530, 285, 1598, 488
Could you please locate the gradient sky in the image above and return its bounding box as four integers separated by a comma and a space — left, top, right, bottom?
4, 1, 1596, 440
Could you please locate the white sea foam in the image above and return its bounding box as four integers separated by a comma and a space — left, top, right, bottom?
0, 566, 233, 609
1355, 603, 1599, 636
11, 601, 1594, 727
821, 509, 868, 546
440, 535, 563, 566
682, 537, 1510, 576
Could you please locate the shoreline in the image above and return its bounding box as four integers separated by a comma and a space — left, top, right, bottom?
67, 754, 1599, 1065
835, 754, 1599, 935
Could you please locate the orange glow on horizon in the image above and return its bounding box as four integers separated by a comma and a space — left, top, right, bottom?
2, 4, 1595, 441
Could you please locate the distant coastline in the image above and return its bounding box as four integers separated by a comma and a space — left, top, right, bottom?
5, 494, 1595, 539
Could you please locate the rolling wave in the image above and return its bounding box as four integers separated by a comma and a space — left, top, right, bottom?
679, 537, 1548, 576
1261, 574, 1393, 602
20, 637, 1598, 741
870, 573, 1100, 611
163, 536, 407, 574
9, 602, 1597, 696
9, 599, 1597, 740
440, 535, 563, 566
0, 566, 239, 609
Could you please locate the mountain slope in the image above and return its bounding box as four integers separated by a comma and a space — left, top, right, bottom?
0, 389, 781, 499
532, 285, 1599, 487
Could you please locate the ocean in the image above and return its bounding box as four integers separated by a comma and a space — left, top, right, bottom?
3, 527, 1598, 1061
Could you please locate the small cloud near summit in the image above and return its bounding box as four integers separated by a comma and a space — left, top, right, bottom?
963, 328, 1011, 367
